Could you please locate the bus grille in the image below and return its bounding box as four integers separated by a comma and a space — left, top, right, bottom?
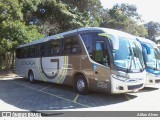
128, 84, 143, 90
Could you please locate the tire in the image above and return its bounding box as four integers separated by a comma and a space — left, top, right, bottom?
75, 75, 89, 95
28, 71, 35, 83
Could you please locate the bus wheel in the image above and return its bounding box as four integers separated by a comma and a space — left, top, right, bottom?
28, 71, 35, 83
75, 75, 89, 95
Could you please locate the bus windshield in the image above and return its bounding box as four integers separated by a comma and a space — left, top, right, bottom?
113, 37, 144, 71
144, 45, 160, 70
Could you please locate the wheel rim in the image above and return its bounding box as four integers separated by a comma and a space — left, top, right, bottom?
29, 73, 34, 81
77, 79, 85, 91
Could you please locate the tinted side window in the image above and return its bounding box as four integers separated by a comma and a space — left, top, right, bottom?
17, 47, 27, 58
37, 43, 46, 57
21, 47, 27, 58
28, 46, 36, 58
63, 36, 81, 55
16, 48, 21, 58
48, 40, 61, 56
80, 33, 93, 57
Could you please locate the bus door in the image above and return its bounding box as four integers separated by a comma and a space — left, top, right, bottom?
91, 39, 111, 91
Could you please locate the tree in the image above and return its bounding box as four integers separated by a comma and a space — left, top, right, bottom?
144, 21, 160, 41
100, 3, 147, 37
0, 0, 103, 69
26, 0, 85, 35
111, 3, 142, 21
66, 0, 103, 26
0, 0, 44, 69
23, 0, 103, 35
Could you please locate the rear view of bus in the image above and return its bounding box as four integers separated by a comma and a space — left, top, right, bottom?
136, 37, 160, 85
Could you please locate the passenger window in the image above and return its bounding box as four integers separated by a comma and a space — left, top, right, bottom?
48, 40, 61, 56
80, 33, 94, 58
16, 48, 21, 58
63, 36, 81, 55
38, 44, 46, 57
28, 46, 36, 58
21, 47, 27, 58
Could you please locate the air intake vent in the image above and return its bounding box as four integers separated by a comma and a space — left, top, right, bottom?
128, 84, 143, 90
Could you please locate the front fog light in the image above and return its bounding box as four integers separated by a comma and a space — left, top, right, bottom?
116, 86, 124, 90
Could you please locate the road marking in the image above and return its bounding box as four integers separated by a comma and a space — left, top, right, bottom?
73, 94, 79, 103
21, 83, 30, 86
12, 81, 90, 108
124, 94, 131, 100
40, 85, 53, 91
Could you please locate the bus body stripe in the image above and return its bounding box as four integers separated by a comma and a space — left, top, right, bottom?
57, 56, 67, 83
37, 58, 47, 81
36, 56, 68, 83
58, 57, 67, 84
56, 56, 66, 83
59, 56, 68, 84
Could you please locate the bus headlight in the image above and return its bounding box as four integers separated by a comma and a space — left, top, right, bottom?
112, 71, 129, 81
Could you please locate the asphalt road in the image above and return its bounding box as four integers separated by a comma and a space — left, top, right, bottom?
0, 77, 160, 113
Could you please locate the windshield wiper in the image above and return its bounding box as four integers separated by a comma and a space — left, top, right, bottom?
127, 46, 134, 72
133, 50, 144, 71
127, 46, 143, 72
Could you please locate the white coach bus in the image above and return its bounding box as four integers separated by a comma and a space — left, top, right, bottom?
136, 37, 160, 85
16, 27, 146, 94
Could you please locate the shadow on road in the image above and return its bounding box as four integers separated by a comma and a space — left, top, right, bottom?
0, 78, 137, 111
138, 86, 159, 93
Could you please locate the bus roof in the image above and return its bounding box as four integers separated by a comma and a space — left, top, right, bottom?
18, 27, 135, 48
136, 36, 156, 45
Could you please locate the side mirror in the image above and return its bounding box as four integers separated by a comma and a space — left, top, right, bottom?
142, 44, 151, 54
136, 38, 151, 54
98, 33, 119, 50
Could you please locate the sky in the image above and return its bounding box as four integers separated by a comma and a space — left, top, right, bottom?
100, 0, 160, 23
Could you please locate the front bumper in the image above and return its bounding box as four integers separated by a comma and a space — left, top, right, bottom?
111, 72, 146, 94
145, 73, 160, 85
